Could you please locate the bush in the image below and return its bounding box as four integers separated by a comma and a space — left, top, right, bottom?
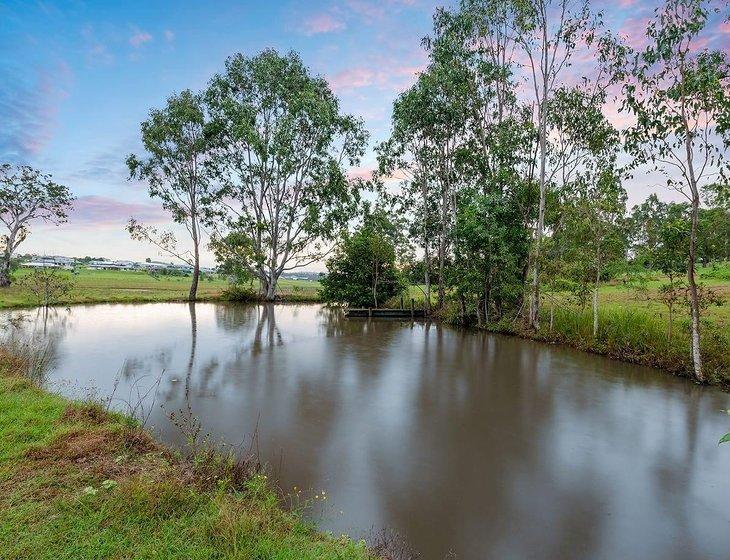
221, 285, 259, 302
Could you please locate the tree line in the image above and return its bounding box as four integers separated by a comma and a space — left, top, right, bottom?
347, 0, 728, 384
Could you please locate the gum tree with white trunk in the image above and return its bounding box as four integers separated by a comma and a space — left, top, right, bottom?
622, 0, 730, 383
205, 50, 368, 301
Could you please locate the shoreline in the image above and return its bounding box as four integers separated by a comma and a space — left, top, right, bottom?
0, 357, 378, 559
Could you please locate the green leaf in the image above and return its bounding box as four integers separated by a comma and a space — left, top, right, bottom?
719, 433, 730, 445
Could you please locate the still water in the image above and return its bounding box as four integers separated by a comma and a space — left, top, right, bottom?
7, 302, 730, 559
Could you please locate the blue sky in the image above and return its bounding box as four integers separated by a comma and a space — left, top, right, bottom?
1, 0, 728, 265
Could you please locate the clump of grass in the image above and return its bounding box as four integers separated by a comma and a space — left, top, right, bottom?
0, 336, 53, 384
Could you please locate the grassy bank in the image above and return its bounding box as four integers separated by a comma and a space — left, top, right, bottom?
421, 264, 730, 387
0, 269, 321, 309
0, 351, 374, 560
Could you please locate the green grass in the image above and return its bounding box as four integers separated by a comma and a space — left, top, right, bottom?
0, 268, 322, 309
0, 362, 374, 560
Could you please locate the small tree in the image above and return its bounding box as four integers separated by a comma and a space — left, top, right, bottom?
0, 164, 74, 286
320, 211, 405, 308
657, 280, 684, 341
127, 89, 211, 301
20, 267, 74, 308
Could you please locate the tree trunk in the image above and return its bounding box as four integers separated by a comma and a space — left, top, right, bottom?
593, 255, 601, 338
424, 255, 431, 315
189, 244, 200, 302
530, 98, 548, 331
668, 303, 673, 342
687, 190, 703, 382
188, 205, 200, 301
264, 274, 277, 301
681, 111, 703, 382
0, 258, 11, 287
437, 176, 449, 310
592, 281, 599, 338
0, 229, 17, 287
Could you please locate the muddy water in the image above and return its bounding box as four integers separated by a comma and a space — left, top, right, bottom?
8, 302, 730, 559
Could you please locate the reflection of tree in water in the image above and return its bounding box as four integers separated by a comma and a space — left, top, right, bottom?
214, 303, 259, 332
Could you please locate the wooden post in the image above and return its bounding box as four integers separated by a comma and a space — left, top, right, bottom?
368, 307, 372, 318
400, 296, 404, 309
410, 298, 414, 319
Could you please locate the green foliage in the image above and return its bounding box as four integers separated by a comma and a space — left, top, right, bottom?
0, 164, 74, 286
320, 210, 405, 308
127, 89, 211, 300
205, 49, 368, 300
19, 268, 75, 308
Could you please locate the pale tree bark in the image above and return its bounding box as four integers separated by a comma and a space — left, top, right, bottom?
685, 149, 703, 382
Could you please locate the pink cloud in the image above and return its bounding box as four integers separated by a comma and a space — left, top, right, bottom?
303, 13, 345, 35
328, 64, 424, 93
719, 21, 730, 34
618, 0, 638, 6
129, 30, 152, 48
347, 0, 386, 21
347, 165, 376, 181
1, 62, 72, 159
619, 17, 650, 50
68, 196, 167, 228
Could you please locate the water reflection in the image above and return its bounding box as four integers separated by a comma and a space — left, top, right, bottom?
6, 302, 730, 560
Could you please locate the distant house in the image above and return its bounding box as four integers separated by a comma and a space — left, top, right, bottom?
87, 260, 138, 271
21, 256, 75, 270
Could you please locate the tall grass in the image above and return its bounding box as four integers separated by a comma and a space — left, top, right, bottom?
0, 335, 53, 384
444, 302, 730, 386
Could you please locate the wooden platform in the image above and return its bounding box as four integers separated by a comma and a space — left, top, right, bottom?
344, 308, 426, 319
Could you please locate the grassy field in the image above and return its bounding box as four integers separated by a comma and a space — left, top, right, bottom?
0, 268, 322, 309
0, 350, 376, 560
398, 263, 730, 335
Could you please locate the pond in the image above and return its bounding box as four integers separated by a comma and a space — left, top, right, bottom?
6, 302, 730, 559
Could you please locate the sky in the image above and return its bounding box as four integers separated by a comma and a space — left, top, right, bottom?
1, 0, 728, 268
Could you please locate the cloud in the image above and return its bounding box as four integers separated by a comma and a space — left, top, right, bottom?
346, 0, 386, 21
129, 30, 153, 48
67, 195, 168, 228
0, 61, 72, 162
328, 63, 424, 93
303, 13, 345, 35
619, 17, 650, 50
81, 25, 113, 66
164, 29, 175, 42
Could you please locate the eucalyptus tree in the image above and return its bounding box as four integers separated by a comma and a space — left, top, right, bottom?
562, 170, 627, 336
376, 74, 447, 313
509, 0, 600, 330
0, 164, 74, 287
377, 53, 467, 310
438, 2, 539, 318
205, 50, 368, 301
127, 89, 211, 301
622, 0, 730, 382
